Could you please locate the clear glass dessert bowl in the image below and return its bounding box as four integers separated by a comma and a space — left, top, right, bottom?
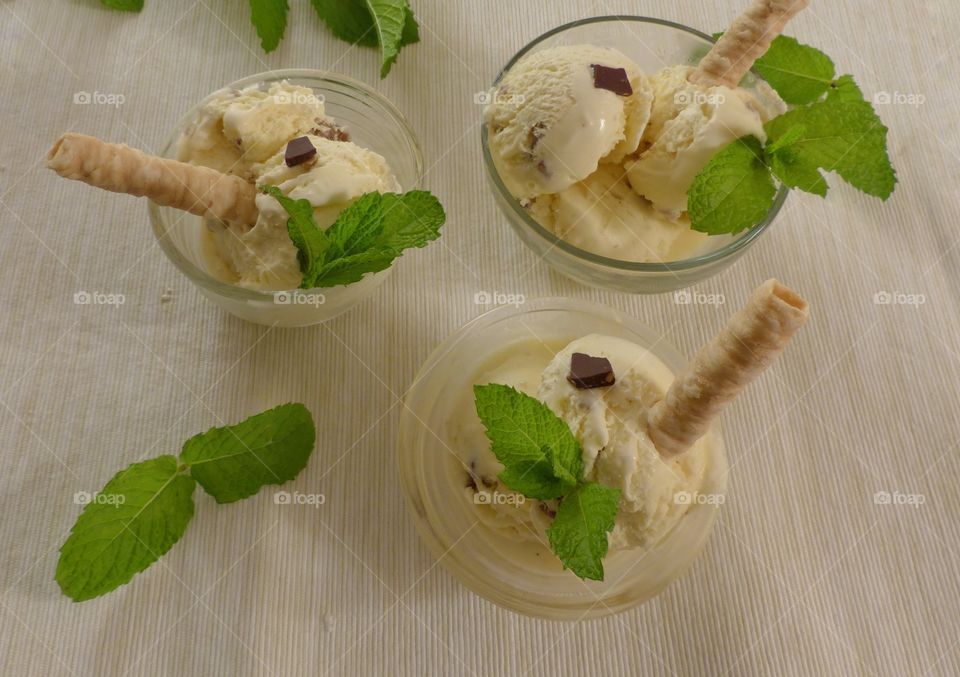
397, 298, 727, 619
480, 17, 789, 295
150, 70, 423, 327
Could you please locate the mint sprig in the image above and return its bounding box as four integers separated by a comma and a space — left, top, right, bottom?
260, 186, 446, 289
688, 37, 896, 235
473, 384, 621, 581
56, 404, 316, 601
94, 0, 420, 76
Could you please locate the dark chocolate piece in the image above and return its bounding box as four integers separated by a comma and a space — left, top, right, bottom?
567, 352, 616, 389
311, 119, 350, 142
591, 64, 633, 97
284, 136, 317, 167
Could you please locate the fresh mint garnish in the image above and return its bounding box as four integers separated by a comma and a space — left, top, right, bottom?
260, 186, 446, 289
181, 403, 315, 503
688, 136, 777, 235
688, 39, 896, 235
310, 0, 420, 76
473, 384, 620, 581
250, 0, 290, 52
94, 0, 420, 75
57, 404, 316, 601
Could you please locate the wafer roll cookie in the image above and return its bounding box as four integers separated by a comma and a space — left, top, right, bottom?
647, 279, 809, 458
691, 0, 811, 88
46, 133, 259, 225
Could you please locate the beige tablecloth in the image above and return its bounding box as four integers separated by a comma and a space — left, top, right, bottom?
1, 0, 958, 675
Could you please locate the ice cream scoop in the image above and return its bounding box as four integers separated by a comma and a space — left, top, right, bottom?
484, 45, 653, 199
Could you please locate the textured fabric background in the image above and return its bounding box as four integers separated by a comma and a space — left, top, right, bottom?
1, 1, 958, 675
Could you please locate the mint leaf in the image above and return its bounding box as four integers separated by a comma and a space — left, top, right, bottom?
688, 136, 777, 235
101, 0, 143, 10
765, 79, 897, 199
249, 0, 289, 52
765, 125, 828, 196
56, 456, 196, 601
267, 188, 446, 289
753, 35, 836, 105
473, 384, 582, 499
180, 404, 315, 504
547, 482, 620, 581
260, 186, 331, 274
311, 0, 420, 77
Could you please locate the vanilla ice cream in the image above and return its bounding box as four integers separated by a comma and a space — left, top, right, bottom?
626, 65, 786, 216
484, 45, 653, 199
524, 164, 710, 262
177, 81, 400, 290
456, 334, 712, 552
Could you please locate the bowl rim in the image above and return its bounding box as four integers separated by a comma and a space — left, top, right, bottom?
480, 15, 790, 273
149, 68, 423, 301
397, 296, 727, 618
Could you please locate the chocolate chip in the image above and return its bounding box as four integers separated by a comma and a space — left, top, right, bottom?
527, 122, 547, 150
567, 352, 616, 389
284, 136, 316, 167
539, 502, 557, 519
310, 119, 350, 142
591, 64, 633, 97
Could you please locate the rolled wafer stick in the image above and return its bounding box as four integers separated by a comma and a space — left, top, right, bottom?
690, 0, 811, 88
46, 133, 259, 225
647, 279, 808, 458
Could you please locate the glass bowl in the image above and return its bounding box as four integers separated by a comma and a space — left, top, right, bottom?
397, 298, 727, 619
150, 70, 423, 327
480, 17, 789, 294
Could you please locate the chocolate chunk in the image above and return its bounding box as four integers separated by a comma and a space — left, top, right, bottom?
311, 119, 350, 142
591, 64, 633, 97
527, 122, 547, 150
567, 352, 616, 389
284, 136, 316, 167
